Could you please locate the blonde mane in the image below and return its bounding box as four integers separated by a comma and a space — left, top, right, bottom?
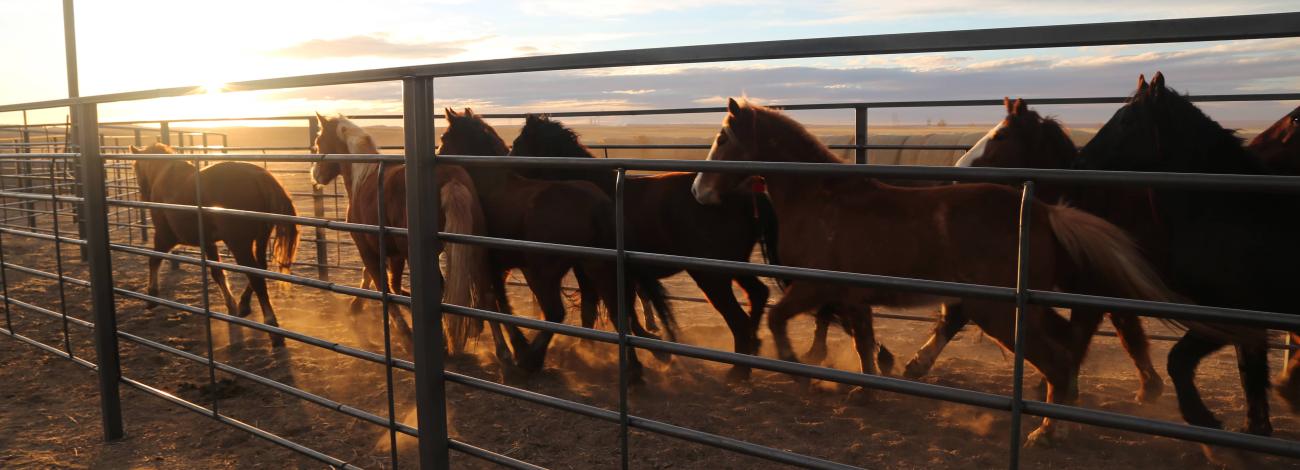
334, 115, 380, 190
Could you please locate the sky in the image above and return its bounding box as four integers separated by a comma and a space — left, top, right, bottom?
1, 0, 1299, 128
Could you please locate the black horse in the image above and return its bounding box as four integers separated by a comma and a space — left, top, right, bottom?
501, 112, 786, 381
1078, 72, 1283, 456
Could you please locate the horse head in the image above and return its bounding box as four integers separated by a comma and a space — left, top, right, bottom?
956, 97, 1076, 170
1079, 72, 1248, 174
508, 113, 590, 159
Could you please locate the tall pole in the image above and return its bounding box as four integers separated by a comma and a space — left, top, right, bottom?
63, 0, 88, 260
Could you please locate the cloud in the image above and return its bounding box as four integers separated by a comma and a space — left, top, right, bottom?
269, 37, 1300, 127
519, 0, 753, 18
271, 34, 491, 59
768, 0, 1300, 27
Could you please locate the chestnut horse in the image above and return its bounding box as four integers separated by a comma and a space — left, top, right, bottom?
693, 98, 1183, 445
438, 110, 675, 383
309, 114, 506, 359
914, 98, 1163, 404
131, 143, 299, 348
507, 112, 777, 380
1079, 73, 1285, 453
1247, 105, 1300, 405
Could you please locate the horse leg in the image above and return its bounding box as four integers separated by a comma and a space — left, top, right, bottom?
516, 267, 567, 373
804, 305, 835, 365
202, 243, 242, 317
904, 301, 968, 379
734, 275, 769, 346
689, 271, 757, 382
639, 290, 659, 333
491, 269, 531, 354
389, 255, 408, 297
1275, 331, 1300, 413
146, 232, 178, 309
1167, 333, 1227, 430
767, 283, 823, 368
351, 239, 383, 315
231, 242, 285, 348
843, 304, 878, 403
573, 267, 601, 330
1236, 344, 1273, 436
1108, 312, 1163, 403
966, 300, 1076, 447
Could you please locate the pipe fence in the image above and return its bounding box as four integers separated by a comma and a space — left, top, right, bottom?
2, 8, 1300, 470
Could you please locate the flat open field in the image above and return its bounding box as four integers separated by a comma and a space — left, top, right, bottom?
0, 123, 1291, 469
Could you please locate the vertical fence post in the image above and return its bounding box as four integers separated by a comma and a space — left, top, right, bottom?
309, 118, 328, 280
20, 124, 36, 228
78, 102, 125, 442
854, 106, 868, 164
1007, 180, 1034, 469
403, 75, 449, 468
159, 121, 170, 145
615, 168, 630, 470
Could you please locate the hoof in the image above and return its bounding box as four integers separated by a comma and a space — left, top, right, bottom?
803, 344, 829, 365
270, 335, 286, 348
650, 348, 673, 363
725, 366, 752, 384
1136, 378, 1164, 405
1024, 427, 1055, 448
846, 386, 873, 405
237, 304, 254, 318
902, 359, 930, 380
144, 301, 159, 310
877, 349, 896, 377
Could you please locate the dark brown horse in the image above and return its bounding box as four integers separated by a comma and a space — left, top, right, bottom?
438, 110, 675, 383
930, 98, 1163, 404
309, 114, 505, 359
131, 143, 300, 348
506, 112, 777, 380
1079, 73, 1281, 463
1247, 105, 1300, 406
693, 98, 1183, 445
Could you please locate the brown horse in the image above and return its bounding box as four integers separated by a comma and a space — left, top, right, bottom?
693, 98, 1182, 445
131, 143, 300, 347
506, 112, 777, 381
309, 114, 505, 359
924, 98, 1163, 404
1247, 105, 1300, 406
438, 110, 674, 383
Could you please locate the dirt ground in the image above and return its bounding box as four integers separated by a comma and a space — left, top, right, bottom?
3, 221, 1300, 470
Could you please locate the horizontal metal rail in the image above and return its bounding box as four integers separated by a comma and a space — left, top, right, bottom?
3, 13, 1300, 112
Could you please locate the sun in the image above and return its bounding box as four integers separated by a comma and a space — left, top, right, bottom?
200, 81, 226, 95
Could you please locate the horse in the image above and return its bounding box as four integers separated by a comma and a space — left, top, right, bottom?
692, 98, 1183, 445
506, 112, 780, 380
908, 97, 1163, 404
438, 109, 676, 383
1247, 105, 1300, 404
1078, 73, 1289, 464
130, 143, 300, 348
309, 114, 507, 360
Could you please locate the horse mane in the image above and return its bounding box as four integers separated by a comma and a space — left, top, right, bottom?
743, 101, 844, 164
519, 114, 595, 159
329, 115, 381, 190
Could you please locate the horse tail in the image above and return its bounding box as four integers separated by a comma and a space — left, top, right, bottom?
265, 175, 300, 285
751, 191, 785, 289
441, 176, 489, 354
637, 275, 678, 343
1046, 205, 1259, 344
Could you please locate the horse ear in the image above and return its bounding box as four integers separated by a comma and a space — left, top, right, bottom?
444, 107, 458, 119
727, 97, 743, 116
1003, 97, 1014, 115
464, 108, 475, 117
129, 145, 143, 154
1014, 98, 1028, 115
1150, 71, 1166, 94
315, 111, 327, 125
1136, 74, 1148, 94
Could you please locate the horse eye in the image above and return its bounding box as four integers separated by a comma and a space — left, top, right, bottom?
1291, 115, 1299, 125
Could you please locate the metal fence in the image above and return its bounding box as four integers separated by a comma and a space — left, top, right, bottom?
3, 5, 1300, 469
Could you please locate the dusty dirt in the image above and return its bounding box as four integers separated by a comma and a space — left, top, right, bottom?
1, 144, 1298, 469
3, 227, 1300, 469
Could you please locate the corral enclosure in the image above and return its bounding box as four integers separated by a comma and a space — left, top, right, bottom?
3, 8, 1300, 470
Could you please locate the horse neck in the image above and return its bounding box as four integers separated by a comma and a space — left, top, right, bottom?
755, 133, 862, 221
145, 160, 199, 202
